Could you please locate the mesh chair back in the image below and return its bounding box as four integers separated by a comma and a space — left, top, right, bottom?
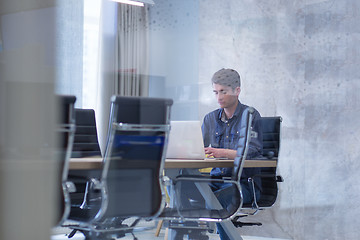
71, 109, 102, 158
111, 95, 172, 125
262, 117, 281, 158
257, 116, 282, 207
96, 96, 173, 220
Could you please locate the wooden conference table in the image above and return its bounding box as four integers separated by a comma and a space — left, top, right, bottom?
69, 157, 277, 170
69, 157, 276, 240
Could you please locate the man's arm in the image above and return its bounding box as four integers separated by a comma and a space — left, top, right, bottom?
201, 114, 211, 147
204, 147, 236, 159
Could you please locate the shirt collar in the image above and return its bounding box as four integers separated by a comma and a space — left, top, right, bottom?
218, 100, 242, 122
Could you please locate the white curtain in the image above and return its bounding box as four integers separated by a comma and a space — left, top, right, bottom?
96, 0, 117, 153
116, 4, 149, 97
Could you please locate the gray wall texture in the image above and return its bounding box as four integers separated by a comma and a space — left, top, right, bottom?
198, 0, 360, 239
150, 0, 360, 239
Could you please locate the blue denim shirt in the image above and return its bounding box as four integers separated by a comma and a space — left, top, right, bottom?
202, 101, 263, 189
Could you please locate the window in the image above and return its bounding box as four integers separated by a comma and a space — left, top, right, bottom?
82, 0, 101, 109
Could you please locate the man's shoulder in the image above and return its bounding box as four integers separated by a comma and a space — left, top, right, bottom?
204, 108, 221, 119
238, 103, 261, 117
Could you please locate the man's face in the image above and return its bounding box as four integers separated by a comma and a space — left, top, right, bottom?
212, 83, 240, 109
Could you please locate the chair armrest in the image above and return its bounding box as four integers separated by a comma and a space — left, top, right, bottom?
89, 178, 102, 190
65, 181, 77, 193
276, 175, 284, 182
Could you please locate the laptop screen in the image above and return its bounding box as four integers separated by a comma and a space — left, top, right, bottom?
165, 121, 206, 160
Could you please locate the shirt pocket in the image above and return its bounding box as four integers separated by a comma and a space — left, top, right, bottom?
229, 128, 241, 149
212, 128, 225, 148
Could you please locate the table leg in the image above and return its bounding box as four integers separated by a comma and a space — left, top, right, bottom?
185, 168, 243, 240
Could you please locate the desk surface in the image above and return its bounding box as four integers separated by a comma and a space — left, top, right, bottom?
69, 157, 277, 170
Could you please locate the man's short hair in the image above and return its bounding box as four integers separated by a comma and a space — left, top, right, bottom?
211, 68, 241, 89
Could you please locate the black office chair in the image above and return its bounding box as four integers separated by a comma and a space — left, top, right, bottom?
67, 108, 103, 220
233, 116, 284, 227
66, 96, 173, 240
56, 95, 77, 225
158, 107, 255, 240
71, 108, 102, 158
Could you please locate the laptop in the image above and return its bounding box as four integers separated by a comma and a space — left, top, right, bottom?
166, 121, 206, 160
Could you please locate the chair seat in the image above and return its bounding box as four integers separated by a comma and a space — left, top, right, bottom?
69, 202, 101, 222
242, 195, 276, 208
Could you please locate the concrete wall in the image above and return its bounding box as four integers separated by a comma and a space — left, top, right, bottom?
149, 0, 360, 239
199, 1, 360, 239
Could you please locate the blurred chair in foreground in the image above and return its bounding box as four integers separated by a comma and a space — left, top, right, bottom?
65, 96, 173, 240
67, 108, 103, 221
56, 95, 76, 225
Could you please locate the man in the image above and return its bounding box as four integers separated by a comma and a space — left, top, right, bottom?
202, 68, 263, 240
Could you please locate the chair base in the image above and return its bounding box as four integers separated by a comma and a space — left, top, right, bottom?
169, 228, 209, 240
69, 227, 137, 240
232, 221, 262, 228
232, 215, 262, 228
165, 220, 210, 240
80, 230, 123, 240
65, 217, 141, 240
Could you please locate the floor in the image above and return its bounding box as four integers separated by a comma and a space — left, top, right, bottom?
52, 233, 289, 240
52, 218, 292, 240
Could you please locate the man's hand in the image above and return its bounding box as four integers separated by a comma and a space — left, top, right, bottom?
204, 147, 236, 159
